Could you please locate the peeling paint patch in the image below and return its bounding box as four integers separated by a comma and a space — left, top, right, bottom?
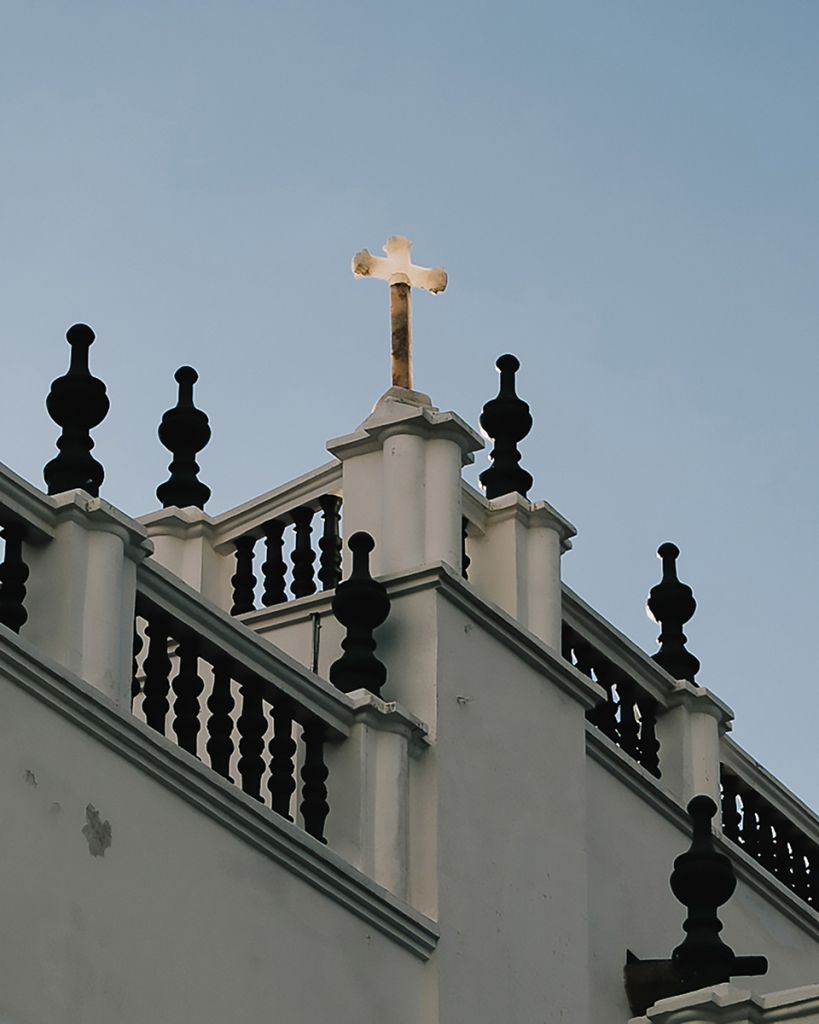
82, 804, 111, 857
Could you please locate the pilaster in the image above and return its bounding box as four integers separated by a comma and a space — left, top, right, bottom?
655, 681, 733, 812
466, 492, 575, 649
327, 387, 483, 577
23, 490, 153, 707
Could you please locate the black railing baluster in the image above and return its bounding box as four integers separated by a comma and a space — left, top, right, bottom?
563, 624, 662, 777
318, 495, 343, 591
758, 814, 777, 874
805, 845, 817, 907
142, 614, 173, 734
291, 506, 317, 598
231, 535, 257, 614
268, 703, 297, 820
237, 681, 266, 800
614, 673, 640, 761
0, 523, 29, 633
561, 623, 574, 662
741, 789, 760, 858
585, 654, 619, 744
207, 659, 235, 781
131, 623, 143, 703
636, 693, 660, 778
461, 517, 471, 580
172, 638, 204, 756
300, 719, 329, 842
720, 770, 741, 843
772, 815, 794, 889
261, 520, 287, 607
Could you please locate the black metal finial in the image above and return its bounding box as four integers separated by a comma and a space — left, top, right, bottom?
670, 796, 743, 983
329, 532, 390, 696
43, 324, 110, 496
479, 354, 533, 500
624, 796, 767, 1016
646, 542, 700, 682
156, 366, 212, 510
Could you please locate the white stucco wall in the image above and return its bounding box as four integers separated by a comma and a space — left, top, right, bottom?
431, 594, 593, 1024
0, 667, 429, 1024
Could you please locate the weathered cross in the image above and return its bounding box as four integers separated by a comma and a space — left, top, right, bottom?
352, 236, 447, 390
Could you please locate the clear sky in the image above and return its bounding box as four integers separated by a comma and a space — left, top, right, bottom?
2, 3, 818, 808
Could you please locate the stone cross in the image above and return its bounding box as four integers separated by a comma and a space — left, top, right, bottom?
352, 235, 447, 390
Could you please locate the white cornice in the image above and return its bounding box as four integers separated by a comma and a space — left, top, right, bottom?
50, 491, 154, 560
327, 404, 484, 465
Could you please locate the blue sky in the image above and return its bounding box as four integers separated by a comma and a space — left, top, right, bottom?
2, 2, 818, 808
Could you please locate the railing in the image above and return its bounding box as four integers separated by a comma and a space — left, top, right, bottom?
132, 561, 352, 843
210, 462, 343, 615
720, 739, 819, 910
0, 462, 58, 634
562, 587, 670, 778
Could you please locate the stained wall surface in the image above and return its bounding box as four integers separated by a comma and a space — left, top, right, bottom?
0, 671, 428, 1024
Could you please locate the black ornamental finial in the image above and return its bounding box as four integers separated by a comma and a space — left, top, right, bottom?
156, 366, 212, 510
646, 542, 700, 682
43, 324, 110, 496
479, 354, 533, 500
671, 796, 744, 983
329, 532, 390, 696
624, 796, 767, 1016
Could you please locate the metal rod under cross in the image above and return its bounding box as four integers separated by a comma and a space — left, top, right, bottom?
352, 236, 447, 390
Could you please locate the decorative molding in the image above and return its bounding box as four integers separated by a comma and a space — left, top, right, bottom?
327, 404, 483, 465
0, 624, 439, 960
51, 491, 154, 560
461, 481, 576, 550
140, 505, 217, 541
347, 690, 430, 757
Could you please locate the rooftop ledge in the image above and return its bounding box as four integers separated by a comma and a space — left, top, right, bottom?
630, 981, 819, 1023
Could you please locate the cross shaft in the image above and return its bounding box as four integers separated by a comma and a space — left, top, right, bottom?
352, 236, 447, 390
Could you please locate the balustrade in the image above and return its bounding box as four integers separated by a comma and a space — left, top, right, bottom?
562, 622, 661, 777
230, 494, 343, 615
133, 566, 347, 843
720, 763, 817, 909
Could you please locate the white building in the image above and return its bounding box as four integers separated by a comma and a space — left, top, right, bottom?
0, 249, 817, 1023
